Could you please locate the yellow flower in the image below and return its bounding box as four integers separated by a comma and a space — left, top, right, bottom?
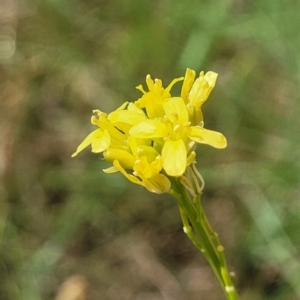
135, 74, 184, 119
72, 68, 226, 193
104, 159, 170, 194
181, 68, 218, 125
130, 96, 226, 177
72, 102, 147, 157
103, 137, 171, 194
71, 110, 120, 157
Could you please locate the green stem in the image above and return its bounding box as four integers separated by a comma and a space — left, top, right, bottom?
169, 177, 239, 300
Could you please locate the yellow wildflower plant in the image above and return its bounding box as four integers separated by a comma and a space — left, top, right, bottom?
130, 96, 226, 177
72, 69, 240, 299
72, 68, 226, 192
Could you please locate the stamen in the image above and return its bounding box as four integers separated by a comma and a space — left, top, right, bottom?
136, 84, 146, 94
192, 163, 205, 192
180, 176, 197, 198
92, 109, 102, 114
91, 116, 97, 125
190, 166, 202, 194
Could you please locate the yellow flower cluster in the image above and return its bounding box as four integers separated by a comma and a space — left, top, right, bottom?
72, 68, 227, 194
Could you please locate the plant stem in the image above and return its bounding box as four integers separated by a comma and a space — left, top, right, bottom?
169, 177, 239, 300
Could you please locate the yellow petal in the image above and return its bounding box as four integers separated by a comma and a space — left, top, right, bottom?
113, 159, 169, 194
189, 71, 218, 109
162, 97, 188, 124
92, 113, 125, 142
162, 139, 187, 176
133, 155, 162, 179
135, 93, 165, 119
186, 151, 196, 166
91, 129, 111, 153
127, 102, 145, 114
130, 120, 168, 139
204, 71, 218, 88
71, 129, 109, 157
112, 160, 143, 186
181, 68, 196, 103
143, 174, 171, 194
134, 157, 153, 178
163, 77, 184, 97
150, 156, 163, 174
103, 166, 118, 173
188, 126, 227, 149
128, 136, 139, 157
115, 102, 128, 111
108, 109, 147, 125
103, 149, 136, 169
136, 145, 159, 162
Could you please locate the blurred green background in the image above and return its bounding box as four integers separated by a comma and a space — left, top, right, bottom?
1, 1, 300, 299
